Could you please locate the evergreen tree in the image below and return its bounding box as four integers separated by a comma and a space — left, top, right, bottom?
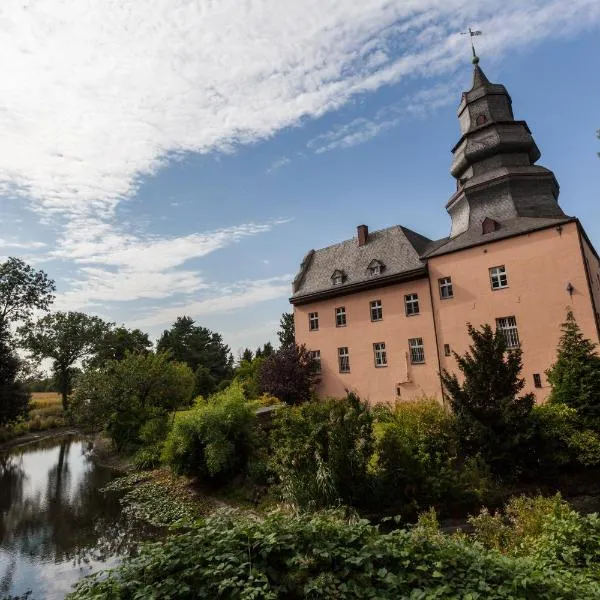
241, 348, 254, 363
546, 310, 600, 428
277, 312, 295, 349
441, 323, 535, 478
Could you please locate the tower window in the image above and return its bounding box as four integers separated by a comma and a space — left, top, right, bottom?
476, 113, 487, 126
490, 265, 508, 290
533, 373, 542, 388
309, 312, 319, 331
439, 277, 453, 299
370, 300, 383, 321
335, 306, 346, 327
405, 293, 420, 316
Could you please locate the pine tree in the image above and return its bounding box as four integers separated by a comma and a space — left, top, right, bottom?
441, 323, 535, 478
546, 310, 600, 428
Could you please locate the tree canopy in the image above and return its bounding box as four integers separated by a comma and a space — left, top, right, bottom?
91, 325, 152, 366
0, 336, 30, 426
277, 312, 295, 349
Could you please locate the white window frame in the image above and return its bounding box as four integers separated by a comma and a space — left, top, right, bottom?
338, 347, 350, 373
335, 306, 347, 327
408, 337, 425, 364
496, 316, 520, 349
308, 312, 319, 331
490, 265, 508, 290
405, 293, 420, 316
373, 342, 387, 367
309, 350, 321, 374
439, 277, 453, 299
370, 300, 383, 322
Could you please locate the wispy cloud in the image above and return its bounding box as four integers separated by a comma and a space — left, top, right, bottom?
0, 239, 47, 250
266, 156, 291, 174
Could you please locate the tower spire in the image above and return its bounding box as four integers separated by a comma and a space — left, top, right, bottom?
461, 27, 482, 64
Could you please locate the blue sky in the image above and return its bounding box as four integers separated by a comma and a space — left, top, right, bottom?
0, 0, 599, 357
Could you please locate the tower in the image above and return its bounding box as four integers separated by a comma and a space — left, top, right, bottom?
446, 61, 565, 238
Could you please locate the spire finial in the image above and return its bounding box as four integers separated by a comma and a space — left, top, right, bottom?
461, 27, 482, 64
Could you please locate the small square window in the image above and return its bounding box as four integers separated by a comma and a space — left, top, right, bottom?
490, 265, 508, 290
309, 350, 321, 374
332, 274, 343, 286
496, 316, 520, 349
533, 373, 542, 388
370, 300, 383, 321
369, 265, 381, 276
405, 293, 420, 316
335, 307, 347, 327
373, 342, 387, 367
308, 312, 319, 331
439, 277, 453, 299
408, 338, 425, 364
444, 343, 451, 357
338, 347, 350, 373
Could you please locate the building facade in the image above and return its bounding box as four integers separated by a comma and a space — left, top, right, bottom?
290, 62, 600, 404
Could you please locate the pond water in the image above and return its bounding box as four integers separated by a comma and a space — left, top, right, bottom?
0, 435, 126, 600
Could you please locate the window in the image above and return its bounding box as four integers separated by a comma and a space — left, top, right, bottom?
490, 265, 508, 290
309, 312, 319, 331
439, 277, 453, 299
405, 293, 420, 316
444, 343, 451, 357
409, 338, 425, 364
475, 113, 487, 126
335, 306, 347, 327
309, 350, 321, 374
338, 347, 350, 373
533, 373, 542, 388
370, 300, 383, 321
369, 265, 381, 276
373, 342, 387, 367
332, 274, 343, 285
496, 316, 520, 349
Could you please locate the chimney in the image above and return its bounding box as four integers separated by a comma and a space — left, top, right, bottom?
357, 224, 368, 247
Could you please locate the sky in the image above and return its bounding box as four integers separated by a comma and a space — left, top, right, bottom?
0, 0, 599, 357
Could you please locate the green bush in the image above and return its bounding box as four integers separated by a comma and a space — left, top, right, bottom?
162, 381, 256, 480
270, 393, 374, 510
371, 399, 491, 516
69, 509, 600, 599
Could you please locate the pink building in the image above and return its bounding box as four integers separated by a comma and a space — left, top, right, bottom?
290, 62, 600, 404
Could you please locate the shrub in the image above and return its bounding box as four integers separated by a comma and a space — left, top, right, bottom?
162, 381, 256, 480
69, 509, 600, 599
372, 399, 491, 516
270, 393, 374, 510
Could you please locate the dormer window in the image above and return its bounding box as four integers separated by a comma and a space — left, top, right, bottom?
331, 269, 345, 286
367, 259, 384, 277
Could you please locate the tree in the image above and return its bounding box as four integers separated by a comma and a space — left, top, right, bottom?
255, 342, 274, 359
0, 336, 30, 426
234, 356, 265, 399
277, 312, 295, 349
91, 325, 152, 366
71, 351, 194, 451
157, 316, 233, 395
258, 344, 315, 405
241, 348, 254, 363
441, 323, 535, 478
546, 310, 600, 428
19, 311, 109, 411
0, 257, 55, 334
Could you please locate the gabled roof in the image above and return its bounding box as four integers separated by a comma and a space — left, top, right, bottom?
291, 225, 431, 302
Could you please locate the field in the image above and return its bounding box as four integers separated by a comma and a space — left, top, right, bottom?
30, 391, 64, 418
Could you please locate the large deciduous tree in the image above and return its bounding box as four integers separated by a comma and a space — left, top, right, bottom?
0, 336, 30, 426
277, 312, 295, 349
0, 257, 55, 334
157, 316, 233, 396
19, 311, 109, 410
91, 325, 152, 366
546, 310, 600, 429
441, 323, 535, 478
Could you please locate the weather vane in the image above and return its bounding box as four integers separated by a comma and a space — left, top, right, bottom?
461, 27, 482, 64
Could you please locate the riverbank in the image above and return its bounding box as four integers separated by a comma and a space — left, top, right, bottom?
0, 425, 79, 452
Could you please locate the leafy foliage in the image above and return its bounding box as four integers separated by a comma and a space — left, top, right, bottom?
90, 325, 152, 366
19, 311, 110, 410
0, 337, 30, 426
234, 355, 264, 399
69, 509, 600, 599
71, 351, 194, 451
546, 310, 600, 429
258, 344, 315, 405
162, 381, 256, 480
277, 311, 295, 349
441, 323, 535, 478
270, 393, 374, 510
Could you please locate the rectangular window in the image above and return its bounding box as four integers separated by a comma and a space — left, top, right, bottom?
335, 307, 347, 327
444, 343, 451, 357
373, 342, 387, 367
404, 293, 420, 316
496, 316, 520, 349
308, 312, 319, 331
370, 300, 383, 321
490, 265, 508, 290
309, 350, 321, 374
439, 277, 454, 299
338, 347, 350, 373
409, 338, 425, 364
533, 373, 542, 388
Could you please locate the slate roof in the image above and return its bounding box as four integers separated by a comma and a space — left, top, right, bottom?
291, 225, 431, 300
421, 216, 575, 258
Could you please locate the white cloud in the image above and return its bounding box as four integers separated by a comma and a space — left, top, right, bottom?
266, 156, 291, 174
0, 239, 46, 250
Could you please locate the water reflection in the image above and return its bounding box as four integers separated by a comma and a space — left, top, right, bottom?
0, 436, 123, 599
